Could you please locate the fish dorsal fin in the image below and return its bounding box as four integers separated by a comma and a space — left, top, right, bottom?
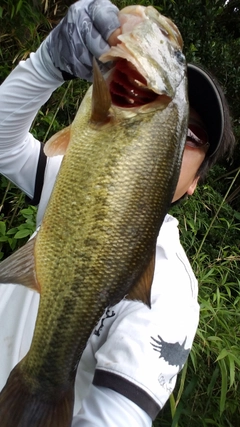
126, 250, 156, 308
0, 237, 40, 292
91, 58, 112, 123
44, 125, 71, 157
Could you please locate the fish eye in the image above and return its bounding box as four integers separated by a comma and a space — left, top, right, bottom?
175, 50, 185, 64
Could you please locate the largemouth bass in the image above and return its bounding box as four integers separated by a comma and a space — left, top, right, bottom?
0, 5, 188, 427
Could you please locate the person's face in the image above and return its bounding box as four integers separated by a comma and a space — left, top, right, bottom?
172, 108, 209, 202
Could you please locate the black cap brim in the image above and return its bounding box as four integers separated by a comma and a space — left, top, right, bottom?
187, 63, 224, 157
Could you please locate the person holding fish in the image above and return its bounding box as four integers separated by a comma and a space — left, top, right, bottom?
0, 0, 235, 426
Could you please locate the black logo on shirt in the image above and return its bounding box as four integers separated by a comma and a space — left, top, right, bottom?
150, 335, 190, 370
94, 307, 116, 337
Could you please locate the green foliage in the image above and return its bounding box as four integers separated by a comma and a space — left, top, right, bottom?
0, 0, 70, 79
0, 177, 37, 259
0, 0, 45, 76
0, 0, 240, 425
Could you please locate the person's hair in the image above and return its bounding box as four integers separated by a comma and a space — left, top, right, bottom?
195, 73, 236, 181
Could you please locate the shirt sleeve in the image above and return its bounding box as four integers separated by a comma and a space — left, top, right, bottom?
0, 45, 63, 198
72, 385, 152, 427
91, 296, 199, 420
72, 295, 199, 424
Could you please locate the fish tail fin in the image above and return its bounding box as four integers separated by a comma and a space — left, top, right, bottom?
0, 364, 74, 427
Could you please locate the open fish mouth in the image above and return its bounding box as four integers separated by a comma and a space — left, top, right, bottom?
109, 59, 160, 108
100, 5, 186, 109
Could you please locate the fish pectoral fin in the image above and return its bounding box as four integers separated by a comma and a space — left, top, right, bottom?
0, 237, 40, 292
126, 250, 156, 308
91, 58, 112, 123
0, 363, 74, 427
44, 125, 71, 157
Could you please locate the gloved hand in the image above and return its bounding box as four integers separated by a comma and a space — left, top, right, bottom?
42, 0, 120, 82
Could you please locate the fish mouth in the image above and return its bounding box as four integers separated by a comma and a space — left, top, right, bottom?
108, 59, 168, 108
99, 5, 185, 109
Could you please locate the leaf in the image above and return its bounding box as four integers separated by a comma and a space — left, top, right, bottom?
218, 359, 228, 415
234, 211, 240, 220
20, 206, 37, 218
10, 5, 15, 19
228, 355, 236, 387
175, 360, 188, 407
207, 366, 219, 396
226, 353, 240, 368
14, 229, 31, 239
207, 336, 223, 342
16, 0, 23, 15
6, 227, 18, 236
216, 348, 229, 362
169, 393, 176, 420
0, 221, 6, 236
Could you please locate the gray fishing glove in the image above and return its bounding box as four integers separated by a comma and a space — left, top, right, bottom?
41, 0, 120, 82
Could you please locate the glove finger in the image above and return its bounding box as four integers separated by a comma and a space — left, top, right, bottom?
87, 0, 120, 42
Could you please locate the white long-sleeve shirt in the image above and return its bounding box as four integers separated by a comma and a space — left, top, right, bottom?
0, 48, 200, 426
